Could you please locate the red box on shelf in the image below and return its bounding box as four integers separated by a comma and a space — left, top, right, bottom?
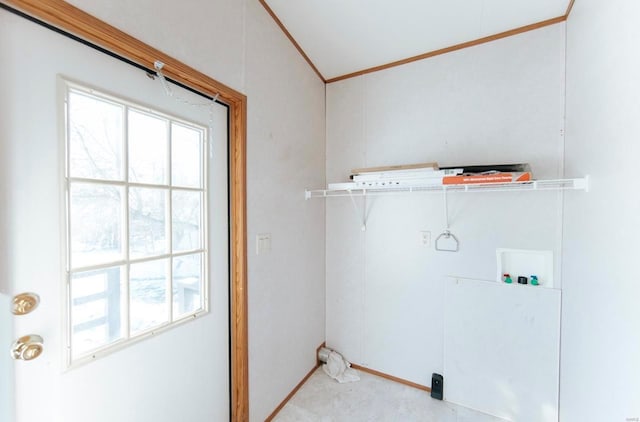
442, 172, 532, 185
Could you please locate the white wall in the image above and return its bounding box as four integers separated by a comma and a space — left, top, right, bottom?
244, 1, 326, 420
8, 1, 326, 421
562, 1, 640, 420
325, 24, 566, 387
65, 0, 247, 93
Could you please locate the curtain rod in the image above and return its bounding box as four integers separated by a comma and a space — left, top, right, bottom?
0, 2, 227, 107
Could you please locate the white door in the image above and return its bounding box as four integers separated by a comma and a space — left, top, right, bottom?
0, 9, 229, 422
0, 294, 14, 422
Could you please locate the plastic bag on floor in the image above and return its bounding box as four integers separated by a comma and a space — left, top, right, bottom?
322, 350, 360, 383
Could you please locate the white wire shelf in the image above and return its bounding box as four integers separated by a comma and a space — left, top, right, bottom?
305, 177, 589, 199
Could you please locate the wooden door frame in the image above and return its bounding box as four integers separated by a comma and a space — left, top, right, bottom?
1, 1, 249, 420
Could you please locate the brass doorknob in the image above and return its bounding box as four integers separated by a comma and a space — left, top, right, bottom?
12, 292, 40, 316
11, 335, 44, 361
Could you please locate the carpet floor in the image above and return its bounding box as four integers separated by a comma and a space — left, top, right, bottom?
272, 367, 507, 422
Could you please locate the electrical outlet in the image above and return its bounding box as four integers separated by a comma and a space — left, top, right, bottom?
420, 231, 431, 247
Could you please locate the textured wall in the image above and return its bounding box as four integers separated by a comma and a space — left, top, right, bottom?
325, 24, 566, 389
562, 1, 640, 420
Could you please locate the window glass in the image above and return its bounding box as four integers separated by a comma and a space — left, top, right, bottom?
70, 183, 123, 269
128, 109, 168, 185
172, 191, 202, 252
70, 267, 125, 359
130, 259, 169, 334
129, 187, 168, 259
173, 253, 203, 319
68, 91, 124, 181
172, 123, 203, 188
65, 84, 208, 363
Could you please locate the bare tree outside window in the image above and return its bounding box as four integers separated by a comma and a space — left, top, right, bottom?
64, 82, 208, 364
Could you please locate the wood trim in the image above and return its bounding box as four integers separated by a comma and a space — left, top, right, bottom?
258, 0, 326, 83
264, 364, 321, 421
265, 342, 325, 421
1, 0, 249, 420
264, 349, 432, 420
230, 92, 249, 422
350, 364, 432, 393
565, 0, 576, 18
326, 15, 567, 83
260, 4, 572, 84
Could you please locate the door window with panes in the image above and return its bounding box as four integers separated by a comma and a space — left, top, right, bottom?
64, 81, 208, 364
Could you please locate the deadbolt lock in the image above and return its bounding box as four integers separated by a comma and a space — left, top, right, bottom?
11, 334, 44, 361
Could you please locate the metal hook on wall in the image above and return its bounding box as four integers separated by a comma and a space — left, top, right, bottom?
435, 188, 459, 252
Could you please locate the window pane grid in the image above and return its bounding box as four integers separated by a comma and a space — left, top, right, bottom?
122, 100, 130, 340
68, 248, 207, 274
65, 82, 208, 364
167, 119, 174, 326
68, 177, 206, 193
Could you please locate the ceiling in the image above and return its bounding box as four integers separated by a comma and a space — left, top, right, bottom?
262, 0, 572, 82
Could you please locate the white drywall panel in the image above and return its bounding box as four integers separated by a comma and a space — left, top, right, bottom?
325, 198, 366, 364
325, 77, 367, 182
244, 1, 326, 420
326, 23, 566, 388
361, 26, 566, 179
325, 78, 367, 363
563, 0, 640, 420
444, 278, 560, 422
66, 0, 246, 92
360, 195, 446, 379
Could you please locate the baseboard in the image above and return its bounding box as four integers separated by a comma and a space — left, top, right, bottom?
265, 343, 431, 420
350, 363, 432, 393
264, 342, 325, 421
315, 341, 326, 366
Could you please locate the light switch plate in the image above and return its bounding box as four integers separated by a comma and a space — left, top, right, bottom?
256, 233, 272, 255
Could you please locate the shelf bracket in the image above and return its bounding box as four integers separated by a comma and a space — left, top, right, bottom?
348, 191, 367, 231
